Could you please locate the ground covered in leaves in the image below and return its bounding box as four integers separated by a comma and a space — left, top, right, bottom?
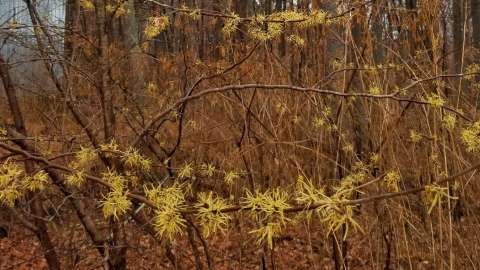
1, 207, 463, 270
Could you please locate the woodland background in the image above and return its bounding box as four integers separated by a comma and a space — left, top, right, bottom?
1, 0, 480, 269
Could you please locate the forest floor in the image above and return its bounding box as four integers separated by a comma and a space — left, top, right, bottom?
0, 218, 435, 270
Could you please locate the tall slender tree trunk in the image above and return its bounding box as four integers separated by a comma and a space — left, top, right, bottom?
65, 0, 79, 61
472, 0, 480, 50
452, 0, 464, 73
233, 0, 248, 43
276, 0, 286, 57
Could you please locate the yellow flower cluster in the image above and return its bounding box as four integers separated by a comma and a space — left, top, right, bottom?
72, 146, 97, 170
442, 113, 456, 131
250, 222, 282, 249
287, 34, 305, 47
66, 171, 86, 188
223, 14, 241, 37
409, 130, 422, 143
423, 184, 457, 214
80, 0, 95, 10
298, 9, 328, 28
122, 147, 151, 171
100, 170, 131, 219
0, 127, 7, 138
0, 160, 51, 206
195, 192, 231, 237
465, 64, 480, 81
313, 116, 326, 128
462, 121, 480, 152
100, 139, 120, 154
0, 160, 23, 207
224, 170, 240, 185
295, 175, 326, 209
200, 163, 216, 177
323, 204, 363, 240
368, 85, 382, 95
426, 93, 445, 107
106, 1, 128, 18
178, 162, 194, 179
247, 16, 277, 42
271, 10, 307, 22
245, 9, 328, 42
296, 174, 363, 240
243, 188, 290, 248
145, 184, 187, 240
145, 16, 169, 39
188, 8, 201, 21
335, 169, 367, 199
23, 170, 49, 192
384, 171, 400, 192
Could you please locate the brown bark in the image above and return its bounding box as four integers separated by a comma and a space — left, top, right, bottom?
65, 0, 80, 60
233, 0, 248, 43
472, 0, 480, 49
95, 0, 116, 142
452, 0, 464, 73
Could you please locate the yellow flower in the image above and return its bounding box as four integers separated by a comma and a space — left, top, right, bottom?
145, 184, 187, 239
80, 0, 95, 10
0, 127, 7, 138
200, 163, 216, 177
106, 3, 128, 18
368, 86, 381, 95
247, 16, 284, 42
442, 113, 456, 130
409, 130, 422, 143
178, 162, 194, 179
384, 171, 400, 192
287, 35, 305, 47
145, 183, 186, 208
0, 159, 24, 206
195, 192, 231, 237
24, 170, 49, 192
224, 171, 240, 185
8, 19, 20, 30
100, 139, 120, 153
423, 184, 457, 214
66, 171, 86, 188
323, 204, 363, 240
298, 9, 328, 28
465, 64, 480, 81
426, 93, 445, 107
461, 121, 480, 152
122, 147, 151, 171
223, 14, 241, 36
250, 222, 282, 249
370, 153, 380, 164
189, 9, 201, 21
72, 146, 97, 169
102, 170, 127, 193
145, 16, 169, 39
295, 175, 327, 209
313, 116, 325, 128
243, 188, 290, 223
101, 191, 132, 220
153, 207, 186, 239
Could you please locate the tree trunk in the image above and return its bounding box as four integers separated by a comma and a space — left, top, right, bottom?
64, 0, 79, 60
452, 0, 464, 73
472, 0, 480, 50
233, 0, 248, 43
